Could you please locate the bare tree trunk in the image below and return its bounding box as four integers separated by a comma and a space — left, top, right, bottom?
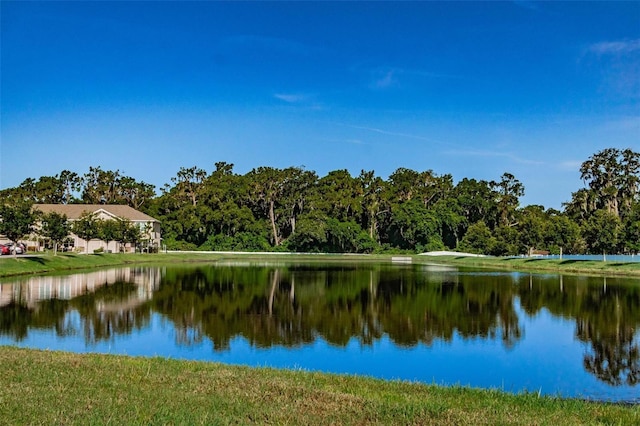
269, 200, 280, 245
369, 212, 376, 239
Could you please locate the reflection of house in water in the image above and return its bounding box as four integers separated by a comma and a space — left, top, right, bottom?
0, 268, 163, 309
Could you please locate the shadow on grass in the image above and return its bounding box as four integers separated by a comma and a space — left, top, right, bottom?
559, 260, 591, 265
22, 256, 47, 265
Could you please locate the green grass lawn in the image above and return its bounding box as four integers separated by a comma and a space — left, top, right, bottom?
422, 255, 640, 277
2, 251, 639, 278
0, 346, 637, 425
0, 252, 224, 278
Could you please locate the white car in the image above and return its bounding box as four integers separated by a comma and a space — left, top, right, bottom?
6, 243, 25, 254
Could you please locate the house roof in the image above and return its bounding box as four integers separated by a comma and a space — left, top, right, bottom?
33, 204, 159, 223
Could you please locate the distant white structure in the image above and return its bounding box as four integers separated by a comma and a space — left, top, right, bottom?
418, 251, 486, 257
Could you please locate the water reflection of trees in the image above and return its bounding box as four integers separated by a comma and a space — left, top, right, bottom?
0, 302, 35, 341
153, 264, 523, 352
2, 263, 638, 388
377, 271, 521, 348
0, 268, 158, 344
519, 274, 640, 387
153, 264, 640, 387
71, 282, 152, 344
0, 297, 78, 341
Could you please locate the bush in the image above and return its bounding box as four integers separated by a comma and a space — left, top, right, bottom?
200, 232, 272, 252
163, 237, 198, 251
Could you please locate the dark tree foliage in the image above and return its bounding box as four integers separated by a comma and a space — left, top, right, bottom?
39, 211, 70, 255
566, 148, 640, 225
70, 211, 100, 254
0, 200, 37, 250
0, 167, 155, 209
1, 148, 637, 255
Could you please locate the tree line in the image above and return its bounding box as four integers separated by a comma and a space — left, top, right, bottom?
0, 147, 638, 255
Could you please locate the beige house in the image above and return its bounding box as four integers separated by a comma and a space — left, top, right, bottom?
21, 204, 161, 253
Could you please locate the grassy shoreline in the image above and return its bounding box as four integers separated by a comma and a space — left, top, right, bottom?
1, 251, 640, 278
0, 252, 389, 278
1, 346, 637, 425
0, 252, 223, 278
417, 254, 640, 278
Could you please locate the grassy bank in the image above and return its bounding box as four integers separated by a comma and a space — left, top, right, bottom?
1, 251, 640, 278
0, 346, 636, 425
0, 252, 224, 278
421, 255, 640, 277
0, 252, 389, 278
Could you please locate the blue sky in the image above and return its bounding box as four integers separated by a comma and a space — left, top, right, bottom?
1, 1, 638, 209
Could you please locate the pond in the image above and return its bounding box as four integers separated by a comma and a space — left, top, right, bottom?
0, 261, 638, 403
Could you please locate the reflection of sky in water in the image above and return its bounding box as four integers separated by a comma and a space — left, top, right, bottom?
2, 300, 637, 403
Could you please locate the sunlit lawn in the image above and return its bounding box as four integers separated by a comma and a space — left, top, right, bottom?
429, 255, 640, 277
1, 346, 637, 425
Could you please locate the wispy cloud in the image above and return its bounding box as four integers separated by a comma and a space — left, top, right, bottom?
274, 93, 307, 103
336, 122, 451, 146
588, 39, 640, 55
445, 149, 545, 165
370, 69, 398, 89
365, 66, 461, 90
512, 1, 539, 11
318, 137, 366, 145
582, 39, 640, 99
273, 93, 324, 110
600, 115, 640, 131
557, 160, 582, 171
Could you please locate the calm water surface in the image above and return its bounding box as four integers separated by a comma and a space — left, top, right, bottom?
1, 261, 638, 403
